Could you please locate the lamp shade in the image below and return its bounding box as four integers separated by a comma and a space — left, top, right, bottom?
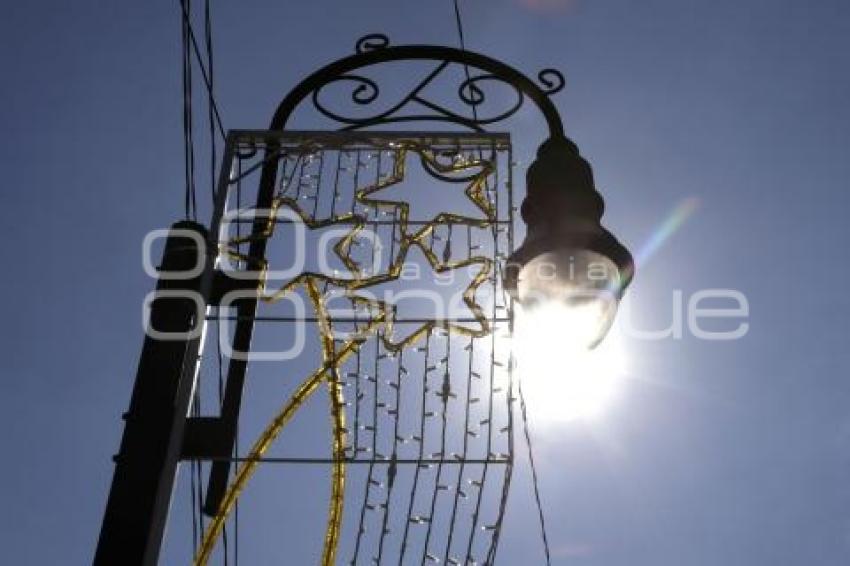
504, 137, 634, 349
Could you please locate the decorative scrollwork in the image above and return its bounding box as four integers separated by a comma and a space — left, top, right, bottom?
311, 75, 383, 125
457, 74, 524, 122
458, 76, 486, 106
310, 63, 529, 133
271, 44, 568, 139
319, 75, 380, 107
537, 68, 565, 95
355, 33, 390, 54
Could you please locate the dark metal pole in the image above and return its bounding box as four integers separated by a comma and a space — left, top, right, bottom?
94, 221, 211, 566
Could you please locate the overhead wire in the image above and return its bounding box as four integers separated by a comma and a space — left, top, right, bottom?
200, 2, 232, 564
179, 0, 236, 562
181, 1, 203, 555
205, 0, 217, 205
451, 1, 553, 564
181, 0, 196, 219
178, 0, 227, 142
518, 381, 551, 565
452, 0, 479, 125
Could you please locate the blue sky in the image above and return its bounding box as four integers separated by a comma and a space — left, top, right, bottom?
1, 1, 849, 564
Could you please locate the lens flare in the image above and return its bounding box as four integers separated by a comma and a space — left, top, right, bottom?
634, 196, 699, 266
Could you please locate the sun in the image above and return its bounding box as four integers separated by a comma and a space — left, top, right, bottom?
514, 308, 627, 423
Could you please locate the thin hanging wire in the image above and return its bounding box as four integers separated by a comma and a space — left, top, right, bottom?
194, 391, 206, 553
185, 0, 205, 541
178, 0, 227, 142
180, 0, 197, 219
191, 427, 199, 552
182, 3, 200, 555
452, 2, 552, 564
181, 0, 237, 561
452, 0, 479, 125
518, 381, 551, 565
199, 4, 229, 562
205, 0, 217, 205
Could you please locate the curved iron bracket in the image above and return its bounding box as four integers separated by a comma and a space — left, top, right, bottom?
269, 34, 567, 140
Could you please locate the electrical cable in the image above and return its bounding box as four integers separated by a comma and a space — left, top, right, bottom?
518, 381, 551, 566
205, 0, 217, 206
178, 0, 227, 142
451, 2, 552, 563
202, 3, 229, 563
186, 0, 205, 539
180, 1, 234, 561
180, 0, 196, 219
452, 0, 479, 124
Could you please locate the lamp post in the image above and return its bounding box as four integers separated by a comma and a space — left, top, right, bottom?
94, 34, 633, 565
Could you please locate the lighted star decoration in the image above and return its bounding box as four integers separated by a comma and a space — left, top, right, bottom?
195, 142, 501, 566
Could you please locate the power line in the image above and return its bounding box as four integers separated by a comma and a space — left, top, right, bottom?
178, 0, 228, 220
180, 0, 196, 219
177, 0, 227, 142
452, 0, 468, 53
205, 0, 217, 204
451, 1, 553, 563
452, 0, 479, 124
180, 1, 236, 561
519, 381, 552, 566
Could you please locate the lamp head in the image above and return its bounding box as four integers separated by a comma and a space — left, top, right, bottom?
504, 137, 634, 349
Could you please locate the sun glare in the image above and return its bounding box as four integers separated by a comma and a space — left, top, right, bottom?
514, 307, 627, 423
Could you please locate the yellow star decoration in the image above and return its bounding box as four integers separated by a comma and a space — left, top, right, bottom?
195, 142, 500, 566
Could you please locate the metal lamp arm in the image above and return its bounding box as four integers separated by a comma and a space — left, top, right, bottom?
269, 37, 567, 139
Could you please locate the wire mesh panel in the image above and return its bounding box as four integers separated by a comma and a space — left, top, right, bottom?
195, 130, 516, 565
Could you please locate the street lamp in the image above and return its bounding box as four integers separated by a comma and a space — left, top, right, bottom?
95, 33, 636, 565
504, 136, 634, 350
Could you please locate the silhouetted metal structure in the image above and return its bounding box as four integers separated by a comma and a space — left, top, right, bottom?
95, 34, 631, 565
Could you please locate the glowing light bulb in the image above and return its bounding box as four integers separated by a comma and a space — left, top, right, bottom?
513, 286, 627, 422
515, 249, 621, 350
